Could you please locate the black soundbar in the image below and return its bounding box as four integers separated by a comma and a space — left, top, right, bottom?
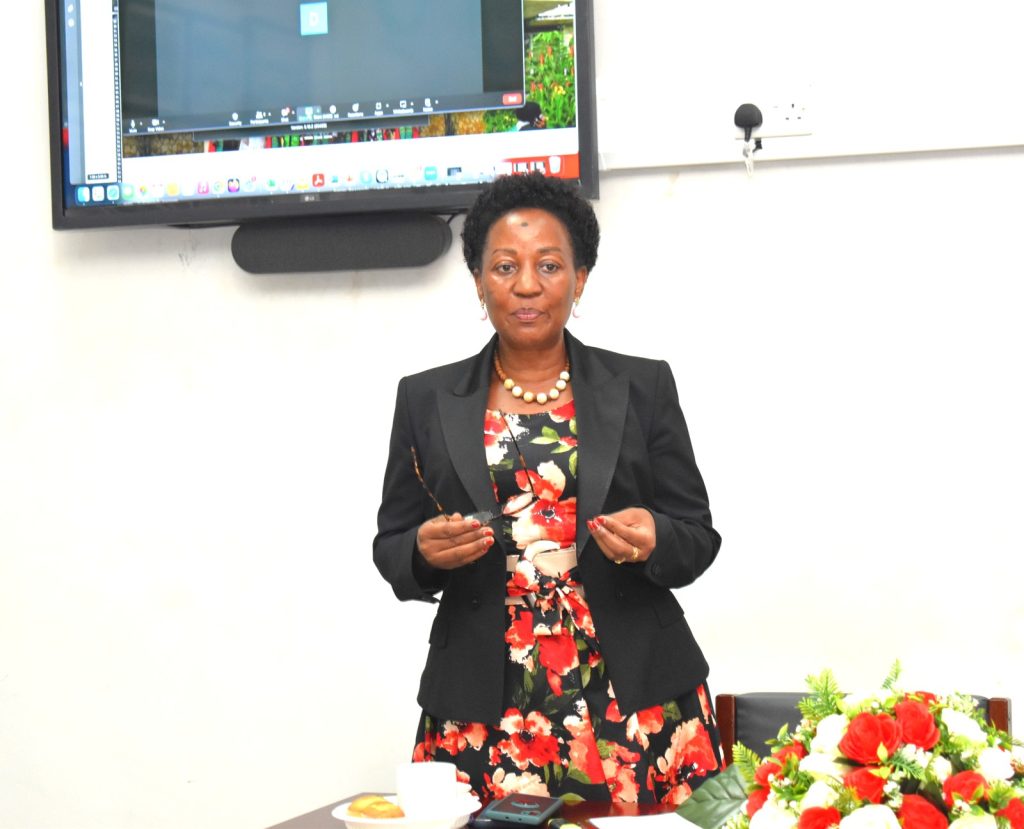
231, 212, 453, 273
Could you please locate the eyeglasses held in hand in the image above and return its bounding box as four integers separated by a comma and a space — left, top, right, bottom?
410, 418, 538, 526
411, 446, 495, 524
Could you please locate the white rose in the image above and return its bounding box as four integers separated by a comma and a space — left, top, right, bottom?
800, 752, 850, 780
942, 709, 987, 744
841, 691, 893, 714
838, 805, 900, 829
897, 745, 931, 767
811, 714, 850, 756
930, 755, 953, 782
800, 781, 839, 811
749, 801, 797, 829
977, 746, 1014, 781
948, 814, 998, 829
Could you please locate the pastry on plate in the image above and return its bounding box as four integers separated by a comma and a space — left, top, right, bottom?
347, 795, 405, 820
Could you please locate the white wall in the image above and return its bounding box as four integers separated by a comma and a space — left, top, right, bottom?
597, 0, 1024, 166
3, 3, 1023, 829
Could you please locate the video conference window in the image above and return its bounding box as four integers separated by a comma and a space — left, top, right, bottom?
57, 0, 584, 217
119, 0, 525, 135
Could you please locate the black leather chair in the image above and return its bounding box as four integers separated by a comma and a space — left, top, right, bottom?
716, 692, 1011, 765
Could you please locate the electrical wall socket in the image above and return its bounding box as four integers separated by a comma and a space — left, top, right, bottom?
735, 100, 812, 140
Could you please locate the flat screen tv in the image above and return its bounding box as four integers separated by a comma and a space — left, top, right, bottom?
46, 0, 599, 231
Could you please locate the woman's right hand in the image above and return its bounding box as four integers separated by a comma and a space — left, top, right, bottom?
416, 513, 495, 570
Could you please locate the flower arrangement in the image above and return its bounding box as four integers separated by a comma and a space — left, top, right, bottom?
679, 664, 1022, 829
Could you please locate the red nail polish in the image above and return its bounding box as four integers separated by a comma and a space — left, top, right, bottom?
595, 516, 606, 526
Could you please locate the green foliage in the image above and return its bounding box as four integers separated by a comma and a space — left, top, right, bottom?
770, 762, 814, 805
987, 781, 1016, 812
483, 109, 517, 133
524, 31, 576, 128
946, 733, 981, 764
480, 29, 578, 133
686, 664, 1023, 829
945, 693, 983, 717
799, 668, 843, 722
882, 660, 903, 691
676, 765, 749, 829
766, 723, 794, 752
724, 814, 751, 829
832, 785, 861, 814
730, 742, 763, 786
889, 751, 927, 783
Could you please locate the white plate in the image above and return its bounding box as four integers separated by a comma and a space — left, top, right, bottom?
332, 795, 481, 829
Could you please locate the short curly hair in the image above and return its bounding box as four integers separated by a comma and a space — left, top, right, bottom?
461, 173, 600, 274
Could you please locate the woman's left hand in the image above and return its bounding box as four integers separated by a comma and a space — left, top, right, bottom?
587, 507, 656, 565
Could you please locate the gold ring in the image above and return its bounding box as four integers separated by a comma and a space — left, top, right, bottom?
631, 546, 640, 561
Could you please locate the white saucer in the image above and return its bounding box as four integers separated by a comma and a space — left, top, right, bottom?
333, 795, 481, 829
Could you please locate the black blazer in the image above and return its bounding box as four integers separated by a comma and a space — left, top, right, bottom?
373, 331, 721, 724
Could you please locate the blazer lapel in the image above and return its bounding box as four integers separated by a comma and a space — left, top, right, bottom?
437, 336, 499, 515
434, 332, 631, 534
567, 332, 630, 554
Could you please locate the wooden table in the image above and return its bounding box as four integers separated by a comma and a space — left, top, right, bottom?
268, 794, 674, 829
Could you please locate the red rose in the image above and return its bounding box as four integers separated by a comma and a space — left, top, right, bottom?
799, 807, 842, 829
942, 770, 988, 807
893, 700, 940, 750
839, 712, 902, 764
906, 691, 939, 708
844, 766, 886, 803
754, 744, 806, 787
774, 742, 809, 762
998, 798, 1024, 829
754, 758, 782, 788
898, 794, 948, 829
745, 787, 770, 817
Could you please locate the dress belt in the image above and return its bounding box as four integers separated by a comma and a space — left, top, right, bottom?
504, 545, 579, 606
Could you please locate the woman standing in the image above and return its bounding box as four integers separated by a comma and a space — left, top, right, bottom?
374, 174, 722, 805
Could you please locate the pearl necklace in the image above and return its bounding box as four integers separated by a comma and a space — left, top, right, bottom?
493, 355, 570, 406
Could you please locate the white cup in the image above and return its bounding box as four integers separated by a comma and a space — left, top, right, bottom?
395, 761, 460, 817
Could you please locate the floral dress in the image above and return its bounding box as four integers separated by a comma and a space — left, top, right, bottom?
414, 400, 722, 805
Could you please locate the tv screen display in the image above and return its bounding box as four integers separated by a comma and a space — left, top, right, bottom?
46, 0, 598, 230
